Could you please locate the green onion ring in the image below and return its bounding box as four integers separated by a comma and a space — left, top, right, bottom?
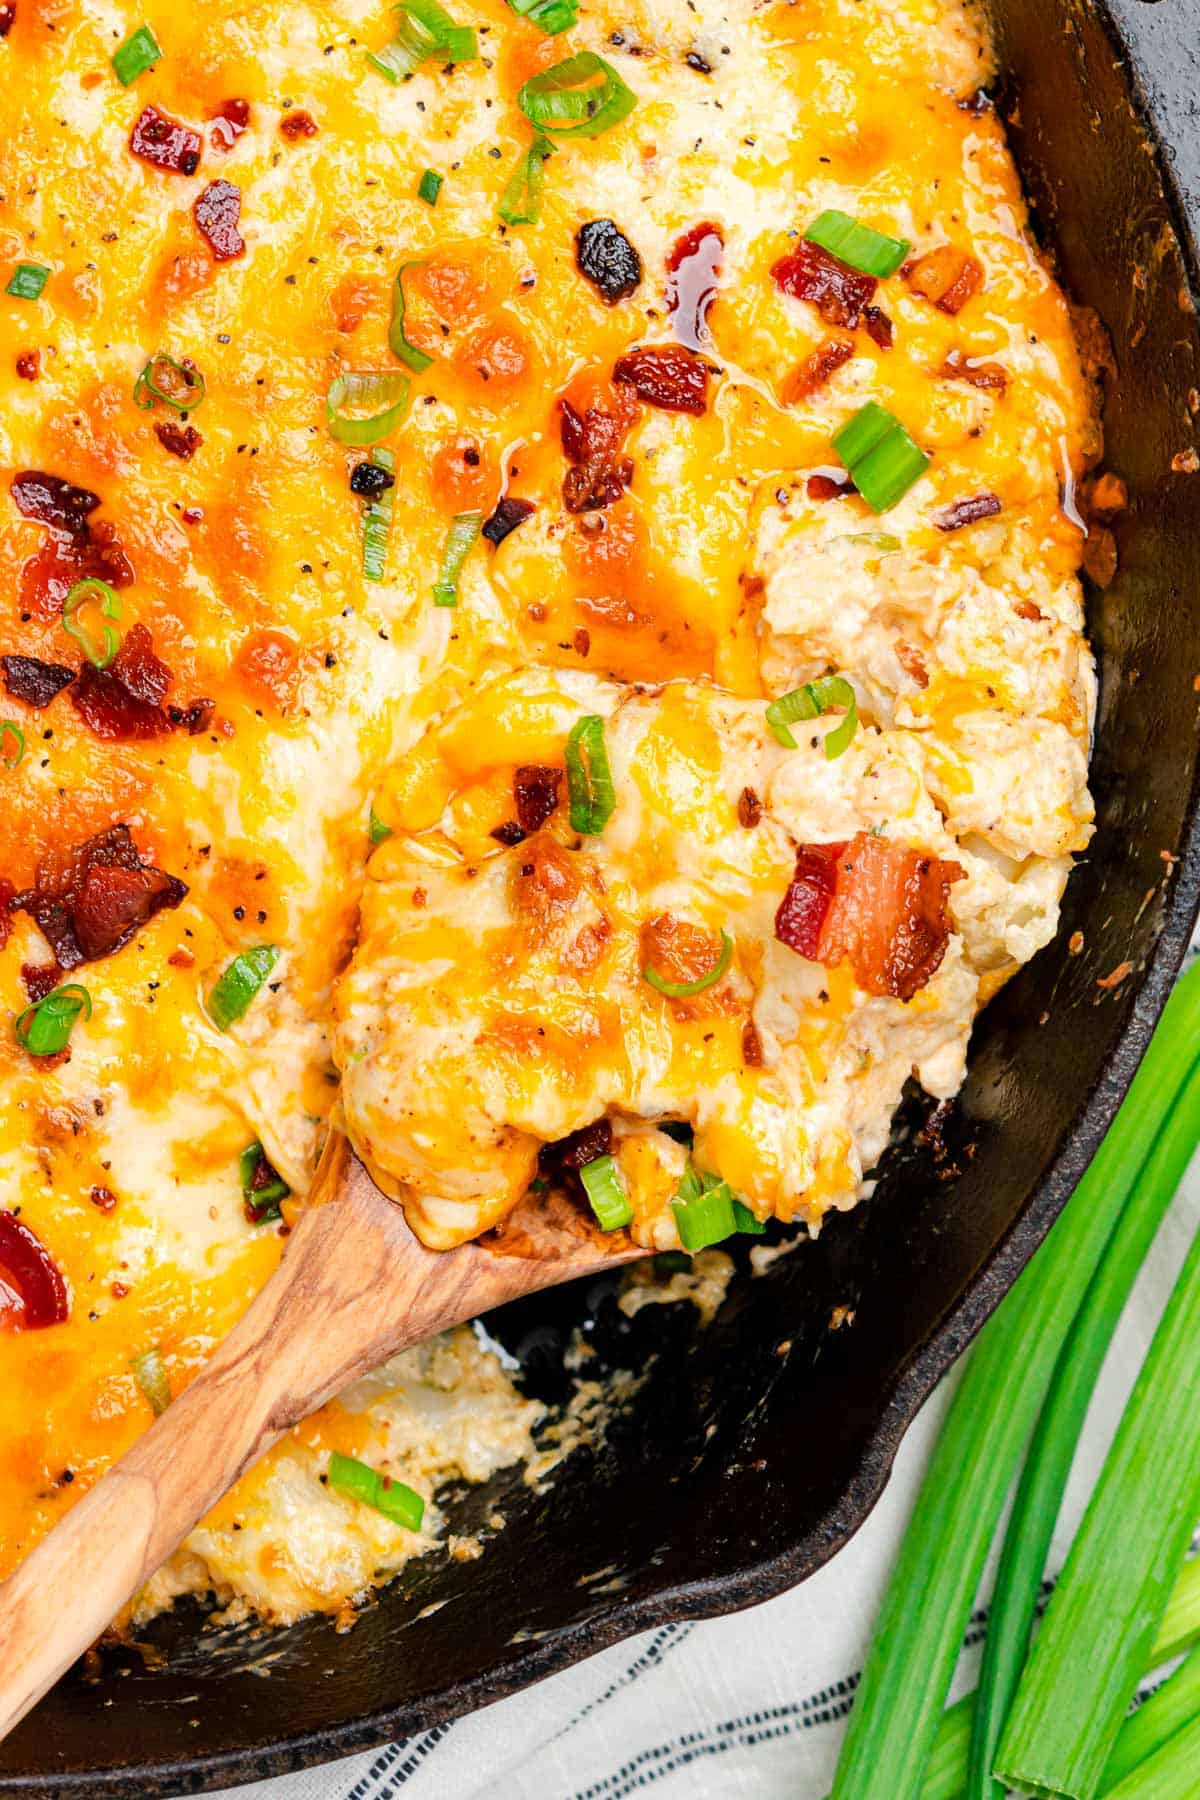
0, 721, 25, 768
518, 52, 637, 141
325, 371, 412, 446
642, 929, 733, 999
432, 512, 482, 607
130, 1346, 171, 1415
14, 983, 93, 1057
62, 578, 122, 670
328, 1450, 425, 1531
389, 264, 434, 373
765, 675, 858, 758
564, 713, 616, 835
133, 352, 206, 413
498, 134, 553, 226
579, 1153, 633, 1232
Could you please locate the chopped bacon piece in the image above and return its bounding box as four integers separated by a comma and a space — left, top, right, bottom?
667, 222, 723, 350
896, 641, 930, 688
904, 246, 984, 315
935, 491, 1002, 532
782, 337, 855, 405
21, 962, 60, 1002
90, 1185, 118, 1214
738, 787, 763, 828
775, 833, 964, 1001
560, 394, 637, 513
70, 623, 174, 740
279, 109, 318, 140
194, 180, 245, 261
2, 655, 75, 708
11, 472, 99, 535
0, 879, 11, 951
482, 496, 535, 546
864, 306, 894, 350
154, 421, 202, 460
210, 98, 250, 151
10, 823, 187, 969
941, 348, 1008, 392
771, 239, 877, 329
0, 4, 12, 35
807, 470, 855, 502
0, 1213, 69, 1332
613, 343, 710, 415
491, 821, 526, 848
741, 1020, 764, 1066
514, 765, 562, 836
129, 104, 202, 176
512, 835, 581, 930
166, 697, 215, 734
537, 1117, 612, 1200
15, 351, 39, 381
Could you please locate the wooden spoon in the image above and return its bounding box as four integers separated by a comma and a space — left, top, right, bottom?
0, 1134, 641, 1740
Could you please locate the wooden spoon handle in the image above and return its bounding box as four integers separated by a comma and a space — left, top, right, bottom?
0, 1142, 635, 1739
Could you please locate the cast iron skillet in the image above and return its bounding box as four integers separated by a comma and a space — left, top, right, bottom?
5, 1, 1200, 1792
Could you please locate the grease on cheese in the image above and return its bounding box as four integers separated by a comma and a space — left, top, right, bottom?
0, 0, 1094, 1623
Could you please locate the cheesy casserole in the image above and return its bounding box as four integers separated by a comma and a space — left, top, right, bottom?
0, 0, 1095, 1624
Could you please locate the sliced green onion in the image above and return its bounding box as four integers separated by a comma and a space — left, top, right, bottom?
805, 210, 910, 279
362, 447, 396, 583
238, 1140, 290, 1223
130, 1346, 171, 1416
14, 983, 92, 1057
672, 1167, 737, 1252
579, 1153, 633, 1232
62, 578, 122, 670
564, 713, 615, 835
996, 1102, 1200, 1798
1102, 1646, 1200, 1793
133, 353, 205, 413
417, 168, 443, 206
207, 945, 279, 1032
833, 400, 930, 514
732, 1198, 766, 1235
0, 721, 24, 768
498, 134, 553, 226
368, 805, 393, 845
766, 675, 858, 758
326, 370, 411, 446
328, 1450, 425, 1531
111, 23, 161, 85
5, 263, 49, 301
366, 0, 478, 83
830, 960, 1200, 1800
504, 0, 579, 32
1105, 1715, 1200, 1800
518, 52, 637, 141
388, 263, 433, 373
433, 511, 481, 606
642, 929, 732, 999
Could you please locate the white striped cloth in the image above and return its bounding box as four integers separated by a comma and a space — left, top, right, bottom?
212, 1082, 1200, 1799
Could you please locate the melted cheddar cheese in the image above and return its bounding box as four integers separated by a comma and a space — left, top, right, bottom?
0, 0, 1094, 1620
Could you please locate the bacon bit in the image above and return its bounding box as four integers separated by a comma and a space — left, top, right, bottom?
10, 472, 135, 621
896, 642, 929, 688
935, 491, 1002, 532
90, 1185, 118, 1213
166, 697, 215, 734
563, 914, 612, 977
21, 962, 61, 1002
110, 1281, 129, 1299
514, 765, 562, 836
776, 833, 964, 1001
863, 306, 894, 350
194, 180, 245, 262
2, 654, 75, 708
941, 348, 1008, 393
537, 1118, 612, 1198
573, 627, 590, 657
807, 470, 854, 502
560, 391, 637, 513
741, 1020, 764, 1066
0, 1213, 69, 1331
1082, 525, 1118, 589
168, 945, 195, 968
1172, 447, 1199, 475
15, 351, 39, 381
666, 222, 723, 350
71, 623, 175, 740
1096, 960, 1134, 991
904, 246, 984, 315
279, 109, 318, 140
482, 496, 536, 546
154, 421, 202, 461
613, 343, 710, 415
0, 4, 13, 36
513, 835, 581, 929
782, 337, 855, 405
11, 471, 99, 534
737, 786, 763, 829
10, 823, 187, 969
210, 99, 250, 152
491, 821, 525, 848
640, 913, 726, 991
0, 878, 11, 951
771, 238, 877, 329
129, 104, 202, 176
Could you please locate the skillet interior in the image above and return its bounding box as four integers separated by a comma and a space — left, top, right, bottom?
4, 0, 1200, 1792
